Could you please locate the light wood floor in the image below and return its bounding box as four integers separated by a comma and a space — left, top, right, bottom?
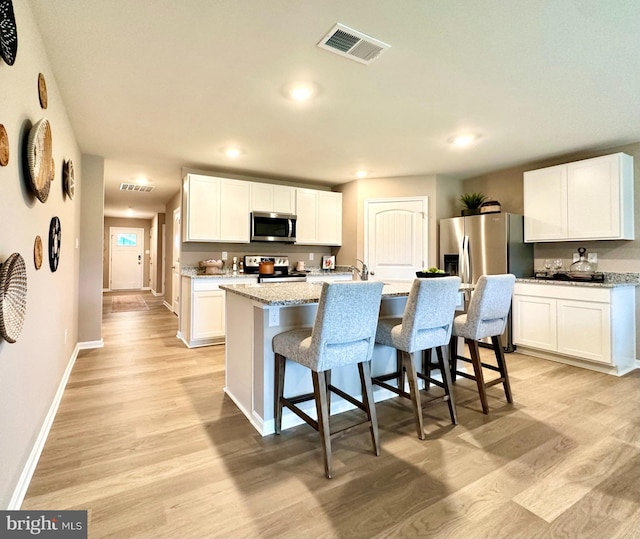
22, 291, 640, 539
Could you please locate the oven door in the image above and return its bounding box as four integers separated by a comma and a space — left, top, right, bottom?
251, 212, 297, 242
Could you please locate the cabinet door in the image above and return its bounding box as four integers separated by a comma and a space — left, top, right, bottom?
295, 188, 318, 244
557, 299, 611, 363
273, 185, 296, 214
567, 154, 620, 240
523, 165, 567, 242
186, 175, 220, 241
220, 179, 250, 242
512, 295, 557, 351
250, 183, 273, 212
317, 192, 342, 245
192, 290, 225, 339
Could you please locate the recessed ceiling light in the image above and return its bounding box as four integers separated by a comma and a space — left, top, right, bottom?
136, 177, 149, 185
284, 82, 317, 101
356, 170, 368, 178
126, 207, 135, 217
448, 133, 481, 147
222, 147, 244, 159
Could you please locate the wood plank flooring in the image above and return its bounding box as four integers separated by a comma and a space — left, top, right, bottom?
22, 291, 640, 538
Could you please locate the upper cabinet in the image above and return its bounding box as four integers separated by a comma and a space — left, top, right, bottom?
295, 189, 342, 246
183, 174, 250, 243
250, 183, 296, 214
524, 153, 634, 242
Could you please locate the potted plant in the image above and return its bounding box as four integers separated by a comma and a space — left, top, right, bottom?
459, 192, 487, 216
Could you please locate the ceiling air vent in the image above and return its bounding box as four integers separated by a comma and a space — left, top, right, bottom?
317, 23, 390, 65
119, 183, 154, 193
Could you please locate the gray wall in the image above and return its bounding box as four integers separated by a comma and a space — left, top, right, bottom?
78, 155, 104, 343
0, 1, 83, 507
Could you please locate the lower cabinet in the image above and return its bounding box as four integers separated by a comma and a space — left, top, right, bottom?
180, 276, 257, 347
513, 282, 636, 374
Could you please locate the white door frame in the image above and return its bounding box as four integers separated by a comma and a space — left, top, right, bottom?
172, 208, 181, 314
363, 196, 429, 280
109, 227, 145, 290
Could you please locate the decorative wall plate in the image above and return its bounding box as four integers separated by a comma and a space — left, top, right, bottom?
0, 252, 27, 343
63, 159, 75, 199
27, 118, 53, 203
38, 72, 48, 109
0, 123, 8, 166
48, 216, 61, 272
33, 235, 43, 270
0, 0, 18, 66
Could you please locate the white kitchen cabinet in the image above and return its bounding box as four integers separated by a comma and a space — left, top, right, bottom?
295, 188, 342, 246
513, 294, 557, 351
183, 174, 250, 242
524, 153, 634, 242
180, 275, 257, 347
250, 183, 296, 214
184, 174, 220, 241
220, 179, 250, 242
513, 282, 636, 374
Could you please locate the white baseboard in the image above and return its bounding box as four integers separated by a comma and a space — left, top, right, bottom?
77, 339, 104, 350
163, 300, 174, 312
8, 343, 82, 509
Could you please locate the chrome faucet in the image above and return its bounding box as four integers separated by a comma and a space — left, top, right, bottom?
351, 259, 370, 281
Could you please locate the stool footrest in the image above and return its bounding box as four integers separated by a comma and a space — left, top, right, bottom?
329, 384, 366, 412
372, 376, 411, 399
281, 398, 318, 431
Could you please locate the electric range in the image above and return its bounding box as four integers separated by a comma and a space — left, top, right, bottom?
243, 255, 307, 283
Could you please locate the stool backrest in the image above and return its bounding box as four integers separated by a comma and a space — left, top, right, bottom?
400, 276, 461, 352
464, 274, 516, 340
311, 281, 384, 371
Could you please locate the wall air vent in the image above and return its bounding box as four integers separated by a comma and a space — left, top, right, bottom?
119, 183, 154, 193
317, 23, 390, 65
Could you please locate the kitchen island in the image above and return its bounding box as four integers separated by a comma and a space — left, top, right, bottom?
220, 281, 468, 435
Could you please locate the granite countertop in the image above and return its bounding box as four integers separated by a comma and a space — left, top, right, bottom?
181, 265, 353, 279
219, 281, 473, 306
516, 272, 640, 289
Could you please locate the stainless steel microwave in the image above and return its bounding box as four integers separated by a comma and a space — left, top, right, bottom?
250, 212, 297, 242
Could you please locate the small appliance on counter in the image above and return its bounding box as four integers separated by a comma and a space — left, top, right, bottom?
243, 255, 307, 283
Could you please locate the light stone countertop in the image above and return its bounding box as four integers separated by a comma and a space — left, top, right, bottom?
516, 272, 639, 289
219, 281, 473, 306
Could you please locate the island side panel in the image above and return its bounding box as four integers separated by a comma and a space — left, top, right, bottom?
224, 291, 255, 425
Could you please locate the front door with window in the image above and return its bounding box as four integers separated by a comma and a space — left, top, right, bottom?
110, 227, 144, 290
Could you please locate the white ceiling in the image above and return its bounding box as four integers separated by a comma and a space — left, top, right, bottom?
29, 0, 640, 219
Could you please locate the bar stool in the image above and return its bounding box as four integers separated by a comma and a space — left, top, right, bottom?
373, 276, 461, 440
272, 281, 384, 479
449, 274, 516, 414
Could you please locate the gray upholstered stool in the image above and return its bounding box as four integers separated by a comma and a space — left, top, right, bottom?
449, 274, 516, 414
273, 281, 384, 479
373, 277, 461, 440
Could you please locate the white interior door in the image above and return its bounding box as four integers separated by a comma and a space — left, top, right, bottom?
172, 208, 181, 313
110, 227, 144, 290
365, 197, 428, 282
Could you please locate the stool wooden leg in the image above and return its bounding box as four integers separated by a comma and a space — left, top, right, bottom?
436, 346, 458, 425
492, 335, 513, 403
274, 353, 286, 434
325, 370, 332, 417
312, 371, 332, 479
467, 339, 489, 414
403, 351, 425, 440
449, 335, 458, 382
358, 361, 380, 456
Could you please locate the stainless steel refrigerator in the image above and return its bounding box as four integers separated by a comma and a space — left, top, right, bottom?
439, 213, 533, 351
